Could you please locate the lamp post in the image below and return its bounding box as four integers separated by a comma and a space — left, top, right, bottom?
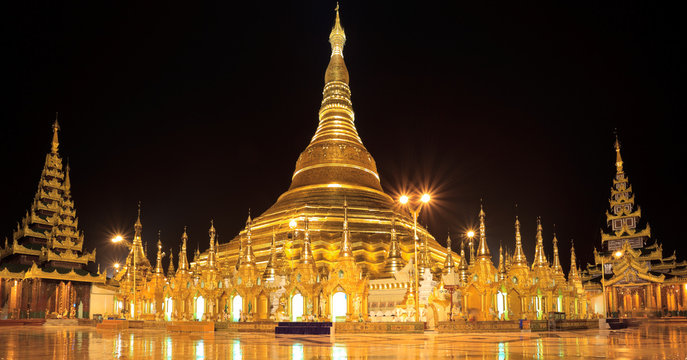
399, 193, 431, 322
112, 235, 136, 319
601, 249, 623, 318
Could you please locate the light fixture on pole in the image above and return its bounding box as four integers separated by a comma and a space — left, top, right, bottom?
398, 192, 431, 322
112, 234, 136, 319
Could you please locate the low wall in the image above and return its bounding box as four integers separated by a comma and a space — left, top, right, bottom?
438, 319, 598, 332
437, 320, 520, 333
334, 322, 424, 334
167, 321, 214, 332
215, 322, 277, 332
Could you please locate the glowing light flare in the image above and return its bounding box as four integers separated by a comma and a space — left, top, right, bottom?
467, 230, 475, 238
112, 235, 124, 243
399, 195, 409, 204
289, 220, 297, 229
421, 193, 431, 203
614, 251, 623, 258
114, 263, 120, 270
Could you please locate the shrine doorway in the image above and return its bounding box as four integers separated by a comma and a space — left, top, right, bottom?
195, 296, 205, 320
291, 293, 304, 321
232, 295, 243, 322
165, 297, 173, 321
332, 291, 347, 321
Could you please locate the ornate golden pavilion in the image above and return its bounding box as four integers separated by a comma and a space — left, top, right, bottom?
111, 7, 591, 324
582, 137, 687, 316
0, 119, 106, 320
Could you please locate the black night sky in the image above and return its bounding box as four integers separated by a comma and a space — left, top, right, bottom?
1, 2, 685, 275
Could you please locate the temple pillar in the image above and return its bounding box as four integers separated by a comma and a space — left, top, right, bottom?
656, 284, 663, 312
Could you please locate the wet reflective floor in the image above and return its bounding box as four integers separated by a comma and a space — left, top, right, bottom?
0, 322, 685, 359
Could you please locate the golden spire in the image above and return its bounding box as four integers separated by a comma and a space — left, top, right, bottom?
552, 231, 563, 275
289, 4, 382, 191
458, 240, 469, 284
329, 2, 346, 58
498, 244, 506, 280
512, 216, 528, 267
235, 231, 243, 271
155, 230, 164, 275
167, 249, 175, 276
477, 203, 491, 259
208, 220, 216, 268
51, 113, 60, 154
128, 202, 150, 270
241, 215, 256, 266
614, 133, 624, 174
384, 217, 405, 274
63, 164, 72, 196
532, 217, 548, 268
339, 197, 354, 259
262, 228, 278, 282
443, 233, 455, 273
300, 215, 315, 264
569, 239, 580, 279
178, 226, 189, 272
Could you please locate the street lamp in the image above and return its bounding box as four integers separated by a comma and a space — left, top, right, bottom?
112, 235, 137, 319
601, 249, 624, 318
466, 230, 475, 263
398, 192, 431, 322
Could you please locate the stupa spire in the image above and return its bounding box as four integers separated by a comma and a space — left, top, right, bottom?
208, 220, 216, 268
262, 228, 278, 282
167, 249, 175, 276
512, 216, 528, 267
498, 244, 506, 280
552, 231, 563, 275
384, 218, 405, 274
155, 230, 164, 275
569, 239, 580, 279
443, 233, 455, 273
614, 133, 624, 174
51, 113, 60, 154
289, 4, 382, 191
241, 214, 256, 266
339, 198, 354, 259
477, 202, 491, 259
178, 226, 189, 272
458, 240, 469, 284
532, 217, 548, 268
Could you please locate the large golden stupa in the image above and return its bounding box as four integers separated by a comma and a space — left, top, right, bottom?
213, 9, 448, 279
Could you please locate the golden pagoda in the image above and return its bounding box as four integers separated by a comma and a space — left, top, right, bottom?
209, 5, 447, 280
0, 118, 105, 320
582, 136, 687, 317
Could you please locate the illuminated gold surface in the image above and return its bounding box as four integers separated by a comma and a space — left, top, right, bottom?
1, 323, 686, 359
209, 7, 447, 279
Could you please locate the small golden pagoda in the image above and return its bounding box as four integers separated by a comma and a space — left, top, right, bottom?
582, 136, 687, 317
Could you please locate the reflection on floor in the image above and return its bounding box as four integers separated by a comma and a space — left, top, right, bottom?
0, 323, 685, 359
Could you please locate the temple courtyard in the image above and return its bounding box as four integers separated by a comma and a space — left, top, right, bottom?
0, 322, 685, 359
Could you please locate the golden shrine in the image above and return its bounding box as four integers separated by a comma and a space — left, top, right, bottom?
0, 118, 106, 320
111, 7, 592, 325
582, 137, 687, 316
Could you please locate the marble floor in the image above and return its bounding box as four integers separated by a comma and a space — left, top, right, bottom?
0, 322, 685, 359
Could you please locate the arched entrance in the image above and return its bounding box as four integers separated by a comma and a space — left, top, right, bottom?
195, 296, 205, 320
291, 293, 304, 321
332, 291, 347, 321
257, 292, 269, 320
165, 297, 173, 321
232, 295, 243, 322
496, 289, 508, 320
